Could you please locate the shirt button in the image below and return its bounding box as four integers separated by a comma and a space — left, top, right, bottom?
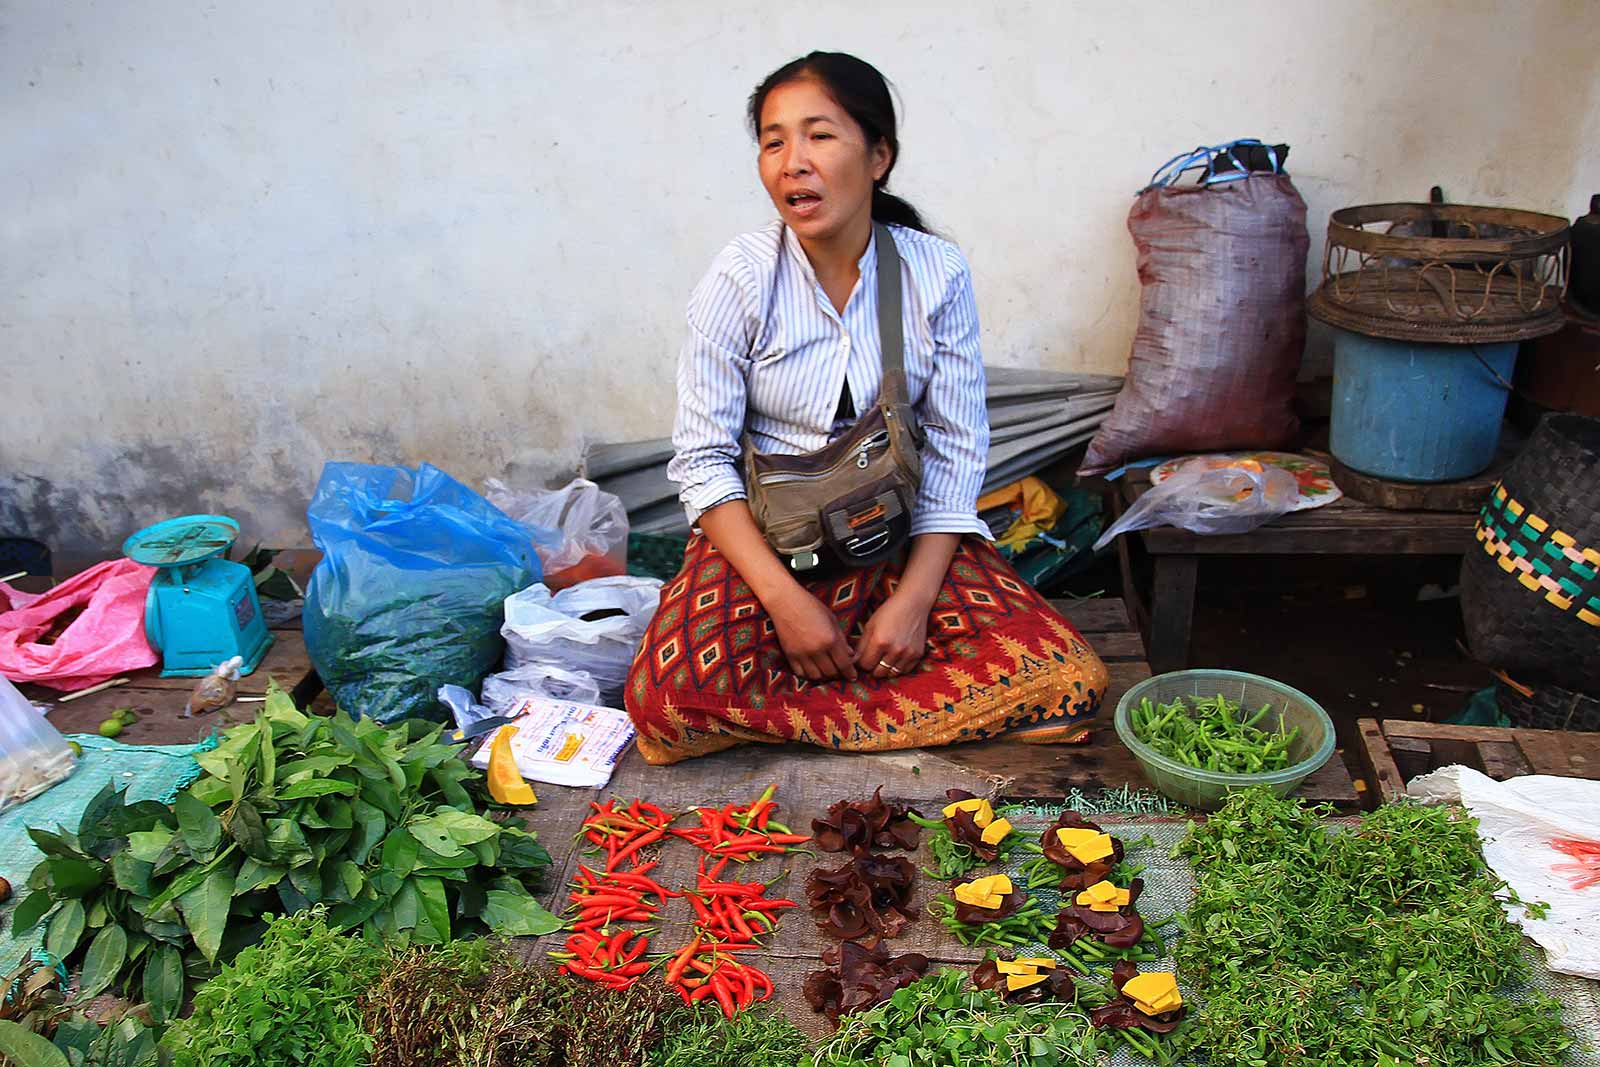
842, 336, 851, 350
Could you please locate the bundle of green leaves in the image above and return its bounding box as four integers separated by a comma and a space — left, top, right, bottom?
162, 909, 385, 1067
362, 940, 693, 1067
650, 1005, 812, 1067
12, 685, 560, 1023
806, 969, 1103, 1067
1172, 789, 1575, 1066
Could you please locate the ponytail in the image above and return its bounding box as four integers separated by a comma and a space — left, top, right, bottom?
872, 186, 928, 233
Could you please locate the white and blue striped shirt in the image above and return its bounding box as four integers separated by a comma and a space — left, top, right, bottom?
669, 221, 991, 539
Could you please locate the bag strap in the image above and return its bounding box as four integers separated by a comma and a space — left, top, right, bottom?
873, 222, 908, 410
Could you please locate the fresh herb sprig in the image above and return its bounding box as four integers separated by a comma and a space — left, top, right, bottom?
905, 810, 1022, 880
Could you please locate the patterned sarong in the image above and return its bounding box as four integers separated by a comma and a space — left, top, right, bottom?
624, 534, 1109, 764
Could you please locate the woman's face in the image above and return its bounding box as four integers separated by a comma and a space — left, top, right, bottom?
757, 77, 890, 246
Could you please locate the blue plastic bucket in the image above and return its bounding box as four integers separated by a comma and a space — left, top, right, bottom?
1329, 330, 1518, 482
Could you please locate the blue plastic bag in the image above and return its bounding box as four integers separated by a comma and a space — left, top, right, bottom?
304, 463, 539, 722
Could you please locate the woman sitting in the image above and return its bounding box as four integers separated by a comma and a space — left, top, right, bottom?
624, 51, 1108, 764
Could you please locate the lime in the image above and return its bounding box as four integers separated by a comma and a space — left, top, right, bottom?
67, 740, 83, 757
98, 719, 124, 738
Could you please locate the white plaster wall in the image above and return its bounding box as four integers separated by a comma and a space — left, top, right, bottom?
2, 0, 1596, 554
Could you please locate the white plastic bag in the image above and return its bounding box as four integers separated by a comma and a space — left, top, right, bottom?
1093, 463, 1298, 550
1407, 765, 1600, 979
481, 662, 602, 713
501, 576, 663, 702
0, 675, 76, 812
467, 693, 635, 788
484, 477, 629, 590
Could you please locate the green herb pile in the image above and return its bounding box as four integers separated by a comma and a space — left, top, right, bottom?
12, 685, 559, 1022
163, 909, 385, 1067
1172, 789, 1574, 1066
361, 936, 808, 1067
1131, 694, 1297, 774
805, 969, 1102, 1067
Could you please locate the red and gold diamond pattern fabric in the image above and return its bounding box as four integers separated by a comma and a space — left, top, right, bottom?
624, 535, 1109, 765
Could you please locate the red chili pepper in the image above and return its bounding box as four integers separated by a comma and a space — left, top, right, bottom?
665, 934, 702, 985
608, 827, 665, 870
710, 972, 737, 1017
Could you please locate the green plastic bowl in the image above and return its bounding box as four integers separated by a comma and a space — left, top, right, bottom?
1113, 670, 1336, 811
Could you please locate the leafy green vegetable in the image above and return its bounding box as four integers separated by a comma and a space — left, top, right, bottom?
651, 1005, 810, 1067
362, 940, 691, 1067
0, 1019, 71, 1067
1171, 789, 1574, 1066
162, 910, 384, 1067
807, 969, 1102, 1067
1131, 693, 1297, 774
16, 684, 554, 1015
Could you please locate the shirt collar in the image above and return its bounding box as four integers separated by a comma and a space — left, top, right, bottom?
781, 223, 879, 286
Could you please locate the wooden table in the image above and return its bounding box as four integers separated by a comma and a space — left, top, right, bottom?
1114, 468, 1479, 673
1356, 717, 1600, 803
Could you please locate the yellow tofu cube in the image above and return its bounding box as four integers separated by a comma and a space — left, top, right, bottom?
975, 874, 1013, 896
1088, 901, 1121, 912
1062, 831, 1115, 864
953, 882, 989, 907
980, 817, 1013, 846
1014, 957, 1056, 969
1054, 826, 1101, 849
942, 798, 994, 828
976, 894, 1004, 909
994, 960, 1031, 976
1075, 880, 1128, 908
1006, 972, 1049, 991
1122, 973, 1181, 1016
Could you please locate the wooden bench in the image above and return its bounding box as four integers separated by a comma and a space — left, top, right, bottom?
1355, 717, 1600, 803
1113, 467, 1479, 673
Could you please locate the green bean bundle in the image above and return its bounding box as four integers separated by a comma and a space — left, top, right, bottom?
1131, 693, 1297, 774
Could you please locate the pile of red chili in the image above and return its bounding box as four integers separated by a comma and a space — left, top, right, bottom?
663, 857, 797, 1015
554, 789, 809, 1013
672, 784, 813, 862
553, 799, 676, 989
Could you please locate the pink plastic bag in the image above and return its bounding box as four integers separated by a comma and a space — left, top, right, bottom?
0, 559, 159, 691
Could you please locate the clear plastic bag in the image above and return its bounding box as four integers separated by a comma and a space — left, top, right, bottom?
1093, 463, 1299, 550
500, 576, 662, 703
481, 662, 602, 713
484, 478, 628, 591
0, 675, 76, 813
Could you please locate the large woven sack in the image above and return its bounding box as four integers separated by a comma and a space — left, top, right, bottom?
1461, 413, 1600, 698
1080, 145, 1309, 476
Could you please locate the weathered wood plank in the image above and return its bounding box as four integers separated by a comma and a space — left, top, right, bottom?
1048, 598, 1133, 634
101, 629, 314, 695
1511, 729, 1600, 779
1475, 740, 1532, 781
1382, 720, 1521, 743
1356, 718, 1407, 805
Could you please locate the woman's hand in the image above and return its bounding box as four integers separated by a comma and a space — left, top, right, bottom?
769, 586, 858, 682
854, 591, 931, 679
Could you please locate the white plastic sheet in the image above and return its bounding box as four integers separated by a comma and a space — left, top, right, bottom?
1408, 765, 1600, 979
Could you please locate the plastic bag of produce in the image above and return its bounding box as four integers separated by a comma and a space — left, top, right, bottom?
304, 463, 538, 722
1093, 461, 1298, 549
500, 576, 661, 703
0, 675, 76, 813
1080, 140, 1308, 476
483, 477, 628, 591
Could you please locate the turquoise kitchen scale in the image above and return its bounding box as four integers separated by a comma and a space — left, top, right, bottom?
123, 514, 273, 677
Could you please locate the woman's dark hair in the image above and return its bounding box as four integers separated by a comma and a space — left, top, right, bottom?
747, 52, 928, 233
